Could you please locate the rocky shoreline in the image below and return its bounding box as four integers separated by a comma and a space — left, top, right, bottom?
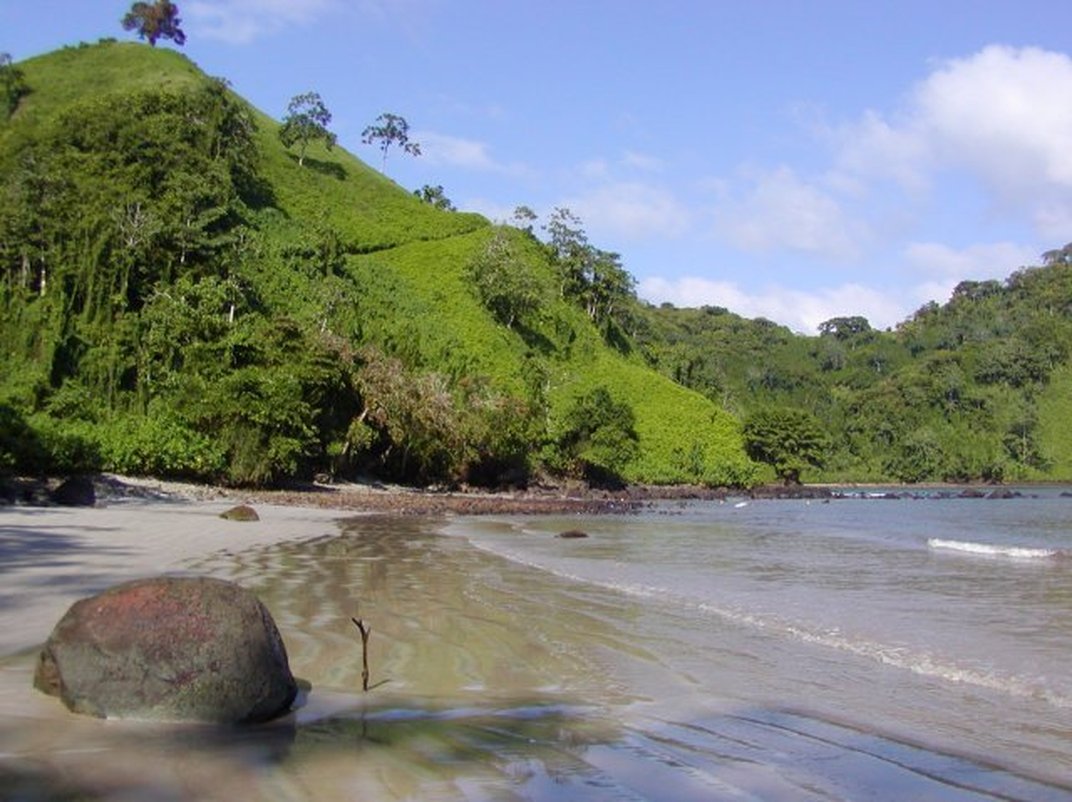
0, 473, 1053, 516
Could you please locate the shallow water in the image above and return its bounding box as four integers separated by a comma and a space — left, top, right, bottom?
2, 498, 1072, 800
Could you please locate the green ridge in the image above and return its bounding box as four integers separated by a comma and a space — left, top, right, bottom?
0, 40, 754, 487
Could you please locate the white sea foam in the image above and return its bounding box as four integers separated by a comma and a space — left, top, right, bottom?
928, 538, 1060, 560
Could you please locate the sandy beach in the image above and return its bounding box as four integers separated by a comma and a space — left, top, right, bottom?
0, 490, 635, 801
0, 495, 350, 799
4, 484, 1071, 801
0, 498, 346, 657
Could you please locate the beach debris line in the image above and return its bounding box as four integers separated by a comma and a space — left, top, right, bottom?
351, 616, 372, 692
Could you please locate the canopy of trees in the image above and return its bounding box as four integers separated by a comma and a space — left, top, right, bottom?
638, 252, 1072, 484
743, 407, 828, 485
121, 1, 186, 47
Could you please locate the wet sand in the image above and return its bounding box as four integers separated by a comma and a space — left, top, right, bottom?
0, 503, 642, 801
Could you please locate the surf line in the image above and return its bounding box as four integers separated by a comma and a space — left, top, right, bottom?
927, 538, 1061, 560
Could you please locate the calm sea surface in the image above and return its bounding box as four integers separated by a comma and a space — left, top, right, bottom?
441, 490, 1072, 799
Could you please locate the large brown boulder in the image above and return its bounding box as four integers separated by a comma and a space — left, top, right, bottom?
34, 576, 296, 724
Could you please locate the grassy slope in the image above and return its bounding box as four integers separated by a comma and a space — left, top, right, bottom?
1, 42, 203, 160
4, 41, 755, 485
356, 233, 755, 485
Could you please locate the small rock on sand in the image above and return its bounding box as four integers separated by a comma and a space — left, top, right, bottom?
220, 504, 259, 521
557, 529, 589, 539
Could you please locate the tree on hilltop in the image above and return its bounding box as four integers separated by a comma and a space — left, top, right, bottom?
122, 1, 186, 47
818, 316, 872, 340
1042, 243, 1072, 266
362, 113, 420, 173
279, 92, 336, 167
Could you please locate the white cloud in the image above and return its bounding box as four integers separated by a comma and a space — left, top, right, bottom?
917, 46, 1072, 192
830, 110, 930, 194
1033, 201, 1072, 241
638, 276, 906, 334
712, 166, 867, 260
415, 131, 531, 177
903, 240, 1038, 280
579, 159, 611, 180
417, 131, 496, 170
576, 150, 662, 181
186, 0, 340, 44
830, 45, 1072, 237
565, 181, 691, 240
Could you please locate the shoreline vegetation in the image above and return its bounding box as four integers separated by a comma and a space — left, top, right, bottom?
0, 472, 1054, 517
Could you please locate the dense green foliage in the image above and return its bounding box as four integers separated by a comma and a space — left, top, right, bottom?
742, 407, 828, 485
0, 41, 753, 488
414, 184, 455, 211
553, 386, 640, 486
639, 259, 1072, 483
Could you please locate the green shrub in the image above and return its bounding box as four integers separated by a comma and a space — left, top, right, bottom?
552, 386, 639, 485
25, 414, 101, 474
95, 412, 225, 480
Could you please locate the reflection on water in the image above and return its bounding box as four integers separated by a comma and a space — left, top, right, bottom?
191, 515, 646, 706
3, 513, 1072, 801
0, 701, 617, 802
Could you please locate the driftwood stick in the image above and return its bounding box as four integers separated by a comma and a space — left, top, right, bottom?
351, 617, 371, 692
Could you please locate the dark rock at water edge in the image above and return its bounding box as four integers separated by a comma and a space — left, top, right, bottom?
0, 475, 97, 506
50, 475, 96, 507
557, 529, 589, 539
220, 503, 260, 521
34, 576, 296, 724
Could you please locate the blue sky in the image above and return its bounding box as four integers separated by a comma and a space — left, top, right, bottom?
5, 1, 1072, 332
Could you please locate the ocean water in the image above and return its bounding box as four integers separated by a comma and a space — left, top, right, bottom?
440, 490, 1072, 799
3, 494, 1072, 800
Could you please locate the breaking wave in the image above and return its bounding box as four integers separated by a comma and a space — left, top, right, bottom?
927, 538, 1062, 560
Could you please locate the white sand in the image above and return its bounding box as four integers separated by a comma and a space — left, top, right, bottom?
0, 499, 346, 657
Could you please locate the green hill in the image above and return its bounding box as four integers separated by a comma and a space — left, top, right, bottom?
0, 41, 755, 488
637, 259, 1072, 484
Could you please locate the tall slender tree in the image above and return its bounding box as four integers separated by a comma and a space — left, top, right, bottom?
361, 113, 420, 173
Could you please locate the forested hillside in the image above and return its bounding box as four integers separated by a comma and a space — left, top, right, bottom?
637, 251, 1072, 484
0, 41, 754, 488
4, 41, 1071, 490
